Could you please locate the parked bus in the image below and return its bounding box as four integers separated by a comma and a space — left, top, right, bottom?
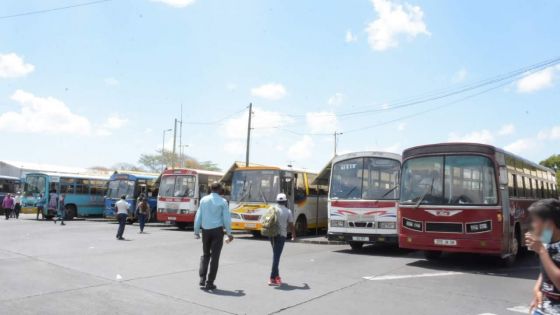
314, 152, 401, 250
156, 168, 224, 229
0, 175, 21, 214
104, 172, 159, 222
21, 172, 109, 219
222, 163, 328, 237
398, 143, 558, 264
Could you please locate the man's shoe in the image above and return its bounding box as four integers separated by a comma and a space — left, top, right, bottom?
118, 237, 125, 241
268, 278, 278, 286
204, 283, 217, 291
61, 222, 66, 226
275, 277, 282, 286
199, 278, 206, 287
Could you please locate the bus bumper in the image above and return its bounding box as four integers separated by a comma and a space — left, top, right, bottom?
157, 213, 195, 224
231, 221, 262, 231
399, 234, 502, 255
328, 232, 397, 244
21, 206, 38, 214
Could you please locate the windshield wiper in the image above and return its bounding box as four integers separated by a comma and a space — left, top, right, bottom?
239, 183, 252, 202
414, 174, 436, 208
380, 185, 398, 198
343, 186, 358, 199
259, 188, 268, 204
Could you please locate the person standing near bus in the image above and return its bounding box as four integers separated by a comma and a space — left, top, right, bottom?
267, 193, 296, 286
525, 199, 560, 315
36, 193, 45, 220
2, 194, 14, 220
54, 194, 66, 226
48, 190, 58, 217
136, 197, 149, 234
194, 182, 233, 291
115, 195, 130, 240
13, 192, 22, 219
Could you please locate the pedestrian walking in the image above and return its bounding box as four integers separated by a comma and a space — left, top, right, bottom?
136, 197, 149, 233
115, 195, 130, 240
194, 182, 233, 291
266, 193, 296, 286
526, 199, 560, 315
13, 192, 22, 219
48, 190, 58, 218
54, 194, 66, 226
3, 194, 14, 220
36, 193, 45, 220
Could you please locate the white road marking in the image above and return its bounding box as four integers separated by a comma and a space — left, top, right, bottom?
363, 271, 463, 281
507, 306, 530, 313
478, 313, 497, 315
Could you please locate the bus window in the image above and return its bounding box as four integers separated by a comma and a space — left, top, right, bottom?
294, 173, 306, 202
517, 176, 525, 198
75, 179, 89, 194
508, 173, 516, 197
61, 178, 75, 194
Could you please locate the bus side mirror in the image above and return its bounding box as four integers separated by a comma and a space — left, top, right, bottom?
499, 166, 508, 186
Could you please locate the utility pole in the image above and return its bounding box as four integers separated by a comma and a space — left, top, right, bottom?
172, 118, 178, 168
245, 103, 253, 167
162, 128, 172, 171
333, 131, 343, 156
179, 104, 183, 168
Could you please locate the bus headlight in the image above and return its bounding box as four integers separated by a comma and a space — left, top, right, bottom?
158, 208, 164, 213
402, 218, 422, 231
378, 222, 396, 229
330, 220, 345, 227
231, 213, 241, 219
466, 221, 492, 233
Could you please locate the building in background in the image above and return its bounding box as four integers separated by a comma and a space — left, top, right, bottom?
0, 160, 109, 180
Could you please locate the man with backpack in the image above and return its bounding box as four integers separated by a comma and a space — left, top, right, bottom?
261, 193, 296, 286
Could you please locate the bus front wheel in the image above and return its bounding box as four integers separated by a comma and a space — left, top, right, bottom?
295, 215, 307, 236
251, 230, 261, 238
349, 242, 363, 250
65, 205, 77, 220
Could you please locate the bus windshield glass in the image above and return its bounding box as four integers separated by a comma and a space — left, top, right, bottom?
231, 170, 280, 203
159, 175, 196, 198
330, 157, 400, 200
107, 180, 135, 199
400, 155, 497, 205
24, 175, 47, 196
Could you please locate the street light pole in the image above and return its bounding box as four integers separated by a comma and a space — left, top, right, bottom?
162, 128, 172, 171
180, 144, 190, 168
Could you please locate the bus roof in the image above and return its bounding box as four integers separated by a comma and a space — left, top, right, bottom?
0, 175, 20, 181
402, 142, 555, 174
312, 151, 402, 186
162, 168, 223, 177
221, 161, 316, 184
25, 172, 110, 181
110, 171, 159, 181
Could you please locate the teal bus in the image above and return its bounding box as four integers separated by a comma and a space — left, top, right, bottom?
22, 172, 109, 219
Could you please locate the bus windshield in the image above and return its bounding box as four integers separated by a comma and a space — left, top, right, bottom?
330, 157, 400, 200
159, 175, 196, 198
24, 175, 47, 196
400, 155, 498, 205
231, 170, 280, 203
107, 180, 135, 199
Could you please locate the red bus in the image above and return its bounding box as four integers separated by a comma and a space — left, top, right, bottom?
156, 168, 224, 229
398, 143, 558, 264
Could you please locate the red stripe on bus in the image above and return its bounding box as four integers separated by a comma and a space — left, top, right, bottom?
331, 201, 396, 208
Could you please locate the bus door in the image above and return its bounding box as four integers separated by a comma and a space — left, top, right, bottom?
498, 161, 514, 256
281, 171, 295, 208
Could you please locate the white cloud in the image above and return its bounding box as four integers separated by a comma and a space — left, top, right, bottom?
288, 136, 314, 160
448, 129, 494, 144
0, 53, 35, 78
151, 0, 195, 8
397, 122, 406, 131
224, 107, 294, 140
250, 83, 287, 101
505, 138, 536, 155
538, 125, 560, 140
327, 92, 344, 106
96, 114, 128, 136
345, 30, 357, 43
365, 0, 430, 51
0, 90, 92, 135
104, 77, 119, 86
516, 66, 559, 93
498, 123, 515, 136
306, 112, 338, 134
452, 67, 467, 83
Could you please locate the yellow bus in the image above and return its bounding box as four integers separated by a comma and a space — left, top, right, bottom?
221, 163, 328, 237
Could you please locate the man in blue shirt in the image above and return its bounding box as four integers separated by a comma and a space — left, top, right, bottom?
194, 182, 233, 291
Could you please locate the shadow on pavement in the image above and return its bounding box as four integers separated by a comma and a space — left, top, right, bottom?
333, 244, 414, 258
274, 283, 310, 291
205, 289, 246, 297
405, 252, 539, 281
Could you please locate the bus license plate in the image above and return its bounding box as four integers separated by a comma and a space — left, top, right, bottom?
245, 223, 256, 228
352, 236, 369, 242
168, 217, 176, 221
434, 239, 457, 246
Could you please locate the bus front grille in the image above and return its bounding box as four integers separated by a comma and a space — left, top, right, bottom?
242, 214, 261, 221
425, 222, 463, 233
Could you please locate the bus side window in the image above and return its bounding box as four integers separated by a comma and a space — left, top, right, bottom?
508, 173, 516, 197
294, 173, 306, 202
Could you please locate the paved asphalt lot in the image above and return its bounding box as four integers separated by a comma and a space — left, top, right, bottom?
0, 215, 540, 315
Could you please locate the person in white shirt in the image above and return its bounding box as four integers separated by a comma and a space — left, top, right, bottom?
115, 195, 130, 240
268, 193, 296, 286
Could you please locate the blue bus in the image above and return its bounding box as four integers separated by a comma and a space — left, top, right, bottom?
21, 172, 109, 219
103, 172, 159, 222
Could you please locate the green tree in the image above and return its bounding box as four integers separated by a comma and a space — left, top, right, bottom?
540, 154, 560, 185
138, 150, 221, 172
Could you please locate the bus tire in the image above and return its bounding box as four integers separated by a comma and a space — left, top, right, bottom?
424, 250, 443, 260
515, 223, 526, 255
295, 215, 307, 236
176, 223, 187, 230
65, 205, 77, 220
502, 228, 521, 267
349, 242, 363, 250
251, 230, 261, 238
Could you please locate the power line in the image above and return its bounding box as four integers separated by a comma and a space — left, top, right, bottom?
182, 106, 248, 125
0, 0, 114, 20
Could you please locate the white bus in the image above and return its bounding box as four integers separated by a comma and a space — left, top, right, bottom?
221, 163, 328, 237
156, 168, 224, 229
314, 152, 401, 250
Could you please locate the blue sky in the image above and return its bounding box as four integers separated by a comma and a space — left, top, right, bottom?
0, 0, 559, 172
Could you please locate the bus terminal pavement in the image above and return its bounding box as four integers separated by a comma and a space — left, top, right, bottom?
0, 215, 542, 315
